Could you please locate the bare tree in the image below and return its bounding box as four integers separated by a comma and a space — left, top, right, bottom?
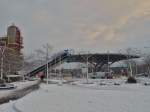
0, 46, 23, 79
23, 43, 53, 80
119, 48, 140, 76
21, 53, 36, 74
144, 55, 150, 77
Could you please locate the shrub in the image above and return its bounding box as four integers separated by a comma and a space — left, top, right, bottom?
127, 76, 137, 83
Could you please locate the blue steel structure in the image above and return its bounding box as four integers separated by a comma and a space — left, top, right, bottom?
28, 50, 70, 77
27, 50, 139, 77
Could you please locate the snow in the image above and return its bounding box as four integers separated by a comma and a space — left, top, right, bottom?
0, 78, 150, 112
0, 80, 39, 98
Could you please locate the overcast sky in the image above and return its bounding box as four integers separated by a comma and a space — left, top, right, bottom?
0, 0, 150, 55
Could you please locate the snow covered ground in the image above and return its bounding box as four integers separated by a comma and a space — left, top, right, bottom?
0, 78, 150, 112
0, 80, 39, 99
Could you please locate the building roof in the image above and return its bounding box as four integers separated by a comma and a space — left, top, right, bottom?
67, 53, 139, 63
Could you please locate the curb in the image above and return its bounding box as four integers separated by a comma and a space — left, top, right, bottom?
0, 80, 41, 105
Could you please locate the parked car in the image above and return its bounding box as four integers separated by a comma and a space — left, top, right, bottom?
0, 83, 16, 90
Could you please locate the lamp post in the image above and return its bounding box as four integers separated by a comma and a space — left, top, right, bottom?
43, 43, 53, 84
55, 55, 57, 79
86, 56, 89, 83
79, 51, 92, 83
143, 47, 150, 78
59, 55, 61, 80
46, 44, 49, 84
107, 50, 110, 75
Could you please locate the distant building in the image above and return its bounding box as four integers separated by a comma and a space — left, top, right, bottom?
0, 24, 23, 54
0, 24, 24, 79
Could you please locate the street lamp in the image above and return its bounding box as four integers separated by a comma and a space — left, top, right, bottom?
143, 47, 150, 78
79, 51, 92, 83
43, 43, 53, 84
107, 50, 110, 75
59, 54, 62, 80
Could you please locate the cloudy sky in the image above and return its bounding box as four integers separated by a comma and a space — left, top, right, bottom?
0, 0, 150, 55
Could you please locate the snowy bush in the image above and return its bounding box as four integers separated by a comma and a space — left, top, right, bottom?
127, 76, 137, 83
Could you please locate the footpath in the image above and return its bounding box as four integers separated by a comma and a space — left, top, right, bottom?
0, 80, 40, 104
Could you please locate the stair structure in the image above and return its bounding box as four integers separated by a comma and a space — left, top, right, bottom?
27, 50, 70, 77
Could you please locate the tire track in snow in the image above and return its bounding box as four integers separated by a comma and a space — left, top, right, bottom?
12, 103, 22, 112
7, 101, 22, 112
